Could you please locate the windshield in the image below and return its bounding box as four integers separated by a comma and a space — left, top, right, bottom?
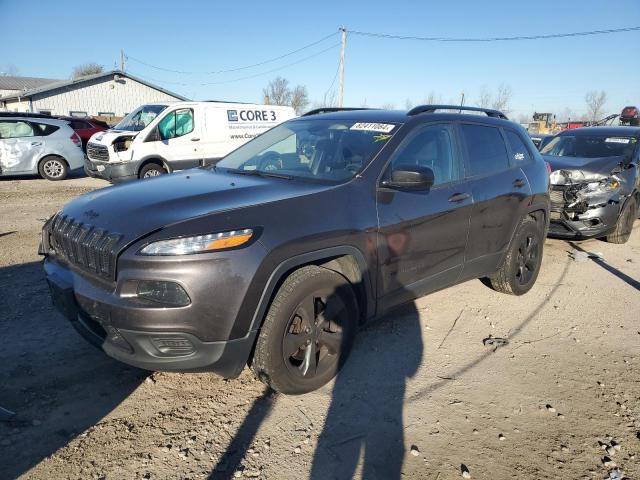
114, 104, 168, 131
541, 134, 637, 158
216, 119, 400, 182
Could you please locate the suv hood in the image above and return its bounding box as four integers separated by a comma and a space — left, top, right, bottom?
89, 129, 139, 145
60, 169, 333, 241
543, 155, 626, 182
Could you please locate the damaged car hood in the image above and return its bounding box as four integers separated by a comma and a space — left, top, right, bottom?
543, 155, 626, 181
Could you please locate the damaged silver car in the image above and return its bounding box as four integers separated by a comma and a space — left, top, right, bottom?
542, 127, 640, 243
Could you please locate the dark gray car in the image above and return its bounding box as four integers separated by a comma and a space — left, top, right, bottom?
41, 106, 550, 394
542, 126, 640, 243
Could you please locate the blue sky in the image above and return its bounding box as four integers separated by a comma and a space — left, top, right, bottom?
1, 0, 638, 119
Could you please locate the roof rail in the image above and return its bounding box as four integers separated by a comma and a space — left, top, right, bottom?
302, 107, 373, 117
0, 111, 55, 119
407, 104, 508, 120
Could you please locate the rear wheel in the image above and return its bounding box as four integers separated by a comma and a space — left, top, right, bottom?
139, 163, 166, 179
38, 156, 68, 181
484, 216, 543, 296
251, 266, 358, 395
605, 196, 637, 244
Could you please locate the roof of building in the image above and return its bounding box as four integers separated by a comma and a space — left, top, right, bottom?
0, 70, 189, 101
0, 75, 60, 92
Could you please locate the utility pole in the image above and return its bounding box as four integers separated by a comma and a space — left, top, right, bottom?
338, 26, 347, 107
120, 49, 126, 72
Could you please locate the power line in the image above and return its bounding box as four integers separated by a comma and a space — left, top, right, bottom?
126, 31, 338, 75
349, 26, 640, 42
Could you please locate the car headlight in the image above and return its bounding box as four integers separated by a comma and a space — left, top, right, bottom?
581, 177, 621, 195
139, 229, 254, 255
549, 169, 585, 185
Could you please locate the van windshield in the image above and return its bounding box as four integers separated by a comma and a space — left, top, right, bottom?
114, 104, 168, 131
216, 119, 399, 183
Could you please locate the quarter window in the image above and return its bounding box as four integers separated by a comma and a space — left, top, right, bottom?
158, 109, 194, 140
389, 123, 460, 186
0, 121, 35, 139
33, 123, 60, 136
460, 124, 510, 176
505, 130, 533, 164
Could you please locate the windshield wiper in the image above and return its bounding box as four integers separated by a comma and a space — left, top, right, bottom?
227, 169, 293, 180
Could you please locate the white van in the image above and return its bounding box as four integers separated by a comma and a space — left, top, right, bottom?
84, 101, 296, 182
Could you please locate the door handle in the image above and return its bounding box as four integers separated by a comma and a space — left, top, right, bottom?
448, 192, 471, 203
513, 178, 526, 188
191, 137, 200, 142
31, 142, 43, 146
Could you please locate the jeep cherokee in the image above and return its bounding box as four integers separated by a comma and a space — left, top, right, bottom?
41, 105, 550, 394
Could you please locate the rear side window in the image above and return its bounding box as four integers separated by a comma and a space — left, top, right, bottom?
0, 121, 35, 139
505, 130, 533, 164
70, 120, 92, 130
158, 109, 194, 140
390, 123, 460, 186
460, 124, 510, 176
32, 123, 60, 136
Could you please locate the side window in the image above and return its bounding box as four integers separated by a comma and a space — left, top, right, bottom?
32, 123, 60, 136
390, 123, 459, 186
505, 130, 533, 164
70, 120, 91, 130
0, 121, 35, 139
158, 109, 194, 140
460, 124, 510, 177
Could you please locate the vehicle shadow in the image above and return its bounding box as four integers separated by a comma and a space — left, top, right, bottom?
569, 241, 640, 291
0, 260, 146, 479
0, 168, 87, 181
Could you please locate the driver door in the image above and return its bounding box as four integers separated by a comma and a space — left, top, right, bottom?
152, 108, 201, 170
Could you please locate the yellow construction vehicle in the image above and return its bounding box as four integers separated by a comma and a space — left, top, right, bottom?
527, 112, 560, 134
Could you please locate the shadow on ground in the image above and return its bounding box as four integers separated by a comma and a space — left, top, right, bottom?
0, 261, 145, 479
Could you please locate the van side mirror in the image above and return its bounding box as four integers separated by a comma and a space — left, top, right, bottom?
145, 127, 160, 142
382, 165, 434, 191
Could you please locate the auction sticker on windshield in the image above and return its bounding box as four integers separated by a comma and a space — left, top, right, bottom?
350, 123, 396, 133
605, 137, 631, 144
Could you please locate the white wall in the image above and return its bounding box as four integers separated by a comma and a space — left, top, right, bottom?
1, 75, 183, 116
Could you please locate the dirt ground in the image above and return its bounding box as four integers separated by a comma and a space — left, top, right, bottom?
1, 173, 639, 480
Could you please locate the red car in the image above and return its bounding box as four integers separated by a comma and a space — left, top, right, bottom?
57, 116, 109, 152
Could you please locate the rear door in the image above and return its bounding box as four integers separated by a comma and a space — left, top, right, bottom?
376, 122, 473, 311
152, 107, 201, 170
458, 122, 532, 278
0, 120, 43, 174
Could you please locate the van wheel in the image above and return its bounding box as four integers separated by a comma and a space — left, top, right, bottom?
484, 216, 543, 296
139, 163, 166, 179
38, 156, 68, 181
605, 197, 637, 244
251, 265, 358, 395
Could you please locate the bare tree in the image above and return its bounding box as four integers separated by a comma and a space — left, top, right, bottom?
491, 84, 513, 113
381, 103, 396, 110
0, 64, 19, 76
404, 98, 414, 110
290, 85, 309, 115
72, 63, 104, 79
263, 77, 291, 106
477, 86, 492, 108
585, 90, 607, 122
557, 107, 575, 123
424, 91, 442, 105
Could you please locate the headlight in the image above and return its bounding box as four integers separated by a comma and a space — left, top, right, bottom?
139, 229, 254, 255
549, 169, 585, 185
581, 177, 620, 194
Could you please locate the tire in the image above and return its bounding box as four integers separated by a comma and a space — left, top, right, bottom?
251, 265, 359, 395
484, 216, 544, 296
38, 156, 68, 181
605, 196, 637, 244
139, 163, 166, 179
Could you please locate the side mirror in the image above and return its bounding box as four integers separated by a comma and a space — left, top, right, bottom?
145, 127, 160, 142
382, 165, 434, 191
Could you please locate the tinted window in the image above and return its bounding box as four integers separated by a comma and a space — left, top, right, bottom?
33, 123, 60, 136
158, 109, 194, 140
505, 130, 533, 164
70, 120, 92, 130
0, 121, 35, 139
460, 124, 510, 176
390, 123, 459, 185
540, 135, 637, 158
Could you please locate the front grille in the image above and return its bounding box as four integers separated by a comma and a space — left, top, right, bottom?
87, 142, 109, 161
48, 214, 121, 280
549, 187, 566, 206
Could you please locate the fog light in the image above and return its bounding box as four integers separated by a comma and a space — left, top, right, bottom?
136, 280, 190, 307
151, 337, 195, 356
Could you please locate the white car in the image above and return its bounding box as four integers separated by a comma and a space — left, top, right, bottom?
84, 101, 296, 182
0, 116, 85, 180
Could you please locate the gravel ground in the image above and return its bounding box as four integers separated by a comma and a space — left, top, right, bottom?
1, 174, 639, 480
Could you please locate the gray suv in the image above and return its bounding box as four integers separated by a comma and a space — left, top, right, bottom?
41, 106, 550, 394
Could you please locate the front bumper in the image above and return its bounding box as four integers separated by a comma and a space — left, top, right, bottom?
44, 258, 255, 377
84, 158, 137, 183
548, 201, 619, 239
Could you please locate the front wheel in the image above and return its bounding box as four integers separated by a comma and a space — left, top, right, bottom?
38, 156, 68, 181
484, 216, 544, 296
251, 266, 358, 395
139, 163, 166, 179
605, 196, 637, 244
